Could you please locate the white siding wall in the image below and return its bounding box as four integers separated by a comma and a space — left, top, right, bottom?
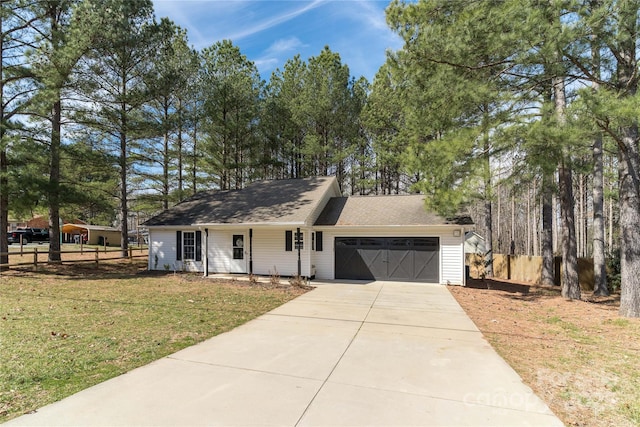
149, 229, 176, 271
206, 227, 312, 276
440, 235, 465, 285
251, 228, 311, 277
148, 228, 203, 273
208, 229, 242, 273
312, 227, 465, 284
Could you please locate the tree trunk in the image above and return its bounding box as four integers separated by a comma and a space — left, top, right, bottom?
616, 0, 640, 317
482, 107, 493, 277
177, 98, 183, 201
120, 128, 129, 257
559, 160, 580, 299
0, 25, 7, 269
192, 116, 197, 195
593, 132, 608, 295
541, 176, 554, 286
120, 79, 129, 257
618, 125, 640, 317
0, 146, 8, 269
162, 101, 169, 210
48, 97, 62, 262
554, 73, 580, 300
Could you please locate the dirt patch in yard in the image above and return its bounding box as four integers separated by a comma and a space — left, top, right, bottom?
449, 278, 640, 427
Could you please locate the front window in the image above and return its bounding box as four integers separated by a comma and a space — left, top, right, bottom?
183, 231, 195, 260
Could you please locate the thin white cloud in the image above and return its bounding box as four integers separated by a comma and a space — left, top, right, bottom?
353, 0, 390, 32
226, 0, 327, 41
152, 0, 215, 47
265, 37, 305, 55
255, 37, 306, 75
254, 57, 279, 70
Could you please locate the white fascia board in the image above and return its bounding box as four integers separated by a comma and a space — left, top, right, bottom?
312, 224, 466, 230
191, 222, 306, 228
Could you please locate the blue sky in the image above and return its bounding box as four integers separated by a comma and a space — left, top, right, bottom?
152, 0, 403, 82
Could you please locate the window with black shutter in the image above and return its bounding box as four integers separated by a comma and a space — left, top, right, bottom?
316, 231, 323, 251
183, 231, 195, 260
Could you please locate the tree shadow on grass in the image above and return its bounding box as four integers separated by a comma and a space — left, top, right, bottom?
5, 260, 162, 281
465, 277, 620, 306
466, 277, 534, 295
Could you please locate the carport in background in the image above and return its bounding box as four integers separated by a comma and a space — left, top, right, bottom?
335, 237, 439, 282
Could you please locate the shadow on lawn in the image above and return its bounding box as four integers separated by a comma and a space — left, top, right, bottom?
7, 260, 162, 281
466, 277, 535, 294
465, 277, 620, 305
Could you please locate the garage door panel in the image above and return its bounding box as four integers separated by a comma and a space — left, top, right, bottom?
335, 246, 375, 280
414, 250, 439, 282
360, 248, 387, 278
387, 249, 413, 280
335, 237, 440, 282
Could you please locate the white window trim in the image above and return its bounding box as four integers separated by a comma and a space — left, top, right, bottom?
183, 231, 196, 261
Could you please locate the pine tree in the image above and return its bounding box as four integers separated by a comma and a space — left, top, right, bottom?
199, 40, 261, 190
143, 19, 195, 210
26, 0, 98, 261
361, 62, 407, 194
565, 0, 640, 315
77, 0, 158, 256
1, 0, 39, 267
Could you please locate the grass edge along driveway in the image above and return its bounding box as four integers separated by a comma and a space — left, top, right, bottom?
0, 261, 308, 423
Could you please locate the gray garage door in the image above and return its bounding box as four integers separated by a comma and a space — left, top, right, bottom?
335, 237, 439, 282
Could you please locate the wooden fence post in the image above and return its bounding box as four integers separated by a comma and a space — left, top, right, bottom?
33, 248, 38, 269
95, 248, 99, 267
128, 247, 133, 261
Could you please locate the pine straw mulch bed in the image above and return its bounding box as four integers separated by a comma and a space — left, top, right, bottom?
449, 278, 640, 427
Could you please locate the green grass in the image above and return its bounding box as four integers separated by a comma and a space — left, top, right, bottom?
0, 261, 305, 422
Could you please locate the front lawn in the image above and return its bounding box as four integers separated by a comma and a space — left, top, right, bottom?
0, 260, 307, 422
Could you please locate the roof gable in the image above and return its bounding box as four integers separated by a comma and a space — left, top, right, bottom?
144, 176, 340, 227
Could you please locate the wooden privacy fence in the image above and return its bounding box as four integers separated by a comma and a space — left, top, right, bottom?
467, 253, 596, 290
0, 246, 148, 270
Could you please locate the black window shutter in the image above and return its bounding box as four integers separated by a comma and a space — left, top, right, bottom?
176, 231, 182, 260
316, 231, 323, 252
285, 230, 292, 251
195, 230, 202, 261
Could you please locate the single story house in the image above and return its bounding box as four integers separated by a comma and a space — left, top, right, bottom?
144, 176, 473, 284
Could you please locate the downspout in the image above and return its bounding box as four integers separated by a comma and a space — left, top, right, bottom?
249, 228, 253, 274
204, 228, 209, 277
297, 227, 301, 277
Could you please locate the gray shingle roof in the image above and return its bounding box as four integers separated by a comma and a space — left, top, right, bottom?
314, 195, 473, 226
144, 176, 338, 227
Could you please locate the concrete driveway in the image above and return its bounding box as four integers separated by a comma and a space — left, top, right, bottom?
5, 281, 563, 426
